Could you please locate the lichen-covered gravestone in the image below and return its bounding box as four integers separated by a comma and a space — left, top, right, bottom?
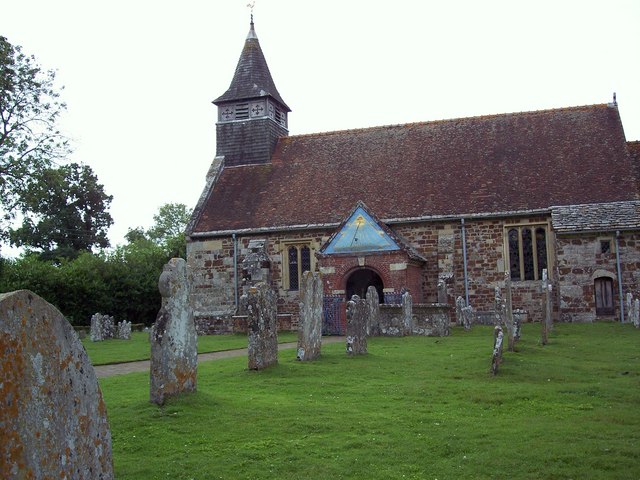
490, 325, 504, 375
297, 271, 323, 361
402, 290, 413, 335
346, 294, 368, 355
243, 282, 279, 370
150, 258, 197, 405
366, 285, 380, 336
461, 305, 474, 331
455, 296, 465, 326
0, 290, 113, 479
90, 313, 115, 341
117, 320, 132, 340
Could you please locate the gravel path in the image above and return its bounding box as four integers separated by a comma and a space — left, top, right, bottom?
94, 336, 345, 378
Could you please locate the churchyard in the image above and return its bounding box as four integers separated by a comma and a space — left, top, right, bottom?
98, 322, 640, 479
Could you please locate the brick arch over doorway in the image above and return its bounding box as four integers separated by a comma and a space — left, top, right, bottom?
345, 267, 384, 303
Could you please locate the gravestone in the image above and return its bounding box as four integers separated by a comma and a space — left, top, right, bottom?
512, 309, 524, 341
437, 278, 448, 304
455, 296, 465, 326
243, 282, 278, 369
117, 320, 132, 340
494, 286, 505, 326
0, 290, 113, 479
633, 298, 640, 328
346, 294, 368, 355
402, 290, 413, 335
490, 325, 504, 375
366, 285, 380, 336
90, 313, 115, 342
297, 271, 323, 361
541, 269, 552, 345
461, 305, 474, 331
626, 292, 633, 324
503, 272, 515, 351
150, 258, 197, 405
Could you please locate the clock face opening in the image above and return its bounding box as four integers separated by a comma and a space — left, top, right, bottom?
345, 268, 384, 303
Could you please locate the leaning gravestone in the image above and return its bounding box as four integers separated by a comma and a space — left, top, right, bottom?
243, 282, 279, 370
0, 290, 113, 479
150, 258, 197, 405
297, 271, 323, 361
346, 294, 368, 355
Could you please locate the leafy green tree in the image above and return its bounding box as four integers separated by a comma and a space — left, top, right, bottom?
0, 36, 69, 237
9, 163, 113, 260
128, 203, 191, 259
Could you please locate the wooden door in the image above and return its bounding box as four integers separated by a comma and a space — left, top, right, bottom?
594, 277, 614, 316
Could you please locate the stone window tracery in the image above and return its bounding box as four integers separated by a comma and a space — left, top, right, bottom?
506, 224, 549, 281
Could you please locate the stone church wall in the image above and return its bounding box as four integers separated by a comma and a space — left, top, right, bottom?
187, 216, 640, 329
555, 231, 640, 322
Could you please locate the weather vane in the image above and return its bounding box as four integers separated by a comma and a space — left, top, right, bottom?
247, 1, 256, 22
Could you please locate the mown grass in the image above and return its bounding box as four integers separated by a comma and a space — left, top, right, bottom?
82, 331, 298, 365
100, 322, 640, 479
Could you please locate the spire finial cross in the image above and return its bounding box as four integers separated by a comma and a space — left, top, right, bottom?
247, 1, 255, 23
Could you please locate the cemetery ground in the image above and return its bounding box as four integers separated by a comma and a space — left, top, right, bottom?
82, 332, 298, 365
97, 323, 639, 479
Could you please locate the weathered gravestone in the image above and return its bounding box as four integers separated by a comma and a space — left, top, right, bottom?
0, 290, 114, 479
297, 271, 323, 361
503, 272, 516, 351
461, 305, 474, 331
243, 282, 278, 370
455, 296, 465, 326
634, 299, 640, 328
541, 269, 553, 345
346, 294, 368, 355
490, 325, 504, 376
402, 290, 413, 335
437, 278, 448, 304
366, 285, 381, 336
626, 292, 633, 324
90, 313, 115, 342
117, 320, 132, 340
150, 258, 197, 405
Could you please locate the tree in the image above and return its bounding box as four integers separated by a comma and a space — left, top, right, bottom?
0, 36, 69, 236
130, 203, 191, 259
9, 163, 113, 260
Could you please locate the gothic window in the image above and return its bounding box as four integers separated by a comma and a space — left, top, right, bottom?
285, 244, 312, 291
506, 225, 549, 281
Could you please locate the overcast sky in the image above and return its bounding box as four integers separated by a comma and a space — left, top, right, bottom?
2, 0, 639, 253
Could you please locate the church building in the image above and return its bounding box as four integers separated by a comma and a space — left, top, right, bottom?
186, 19, 640, 334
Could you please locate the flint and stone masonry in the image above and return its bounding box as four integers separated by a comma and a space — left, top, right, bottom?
0, 290, 113, 479
150, 258, 198, 406
244, 282, 279, 369
297, 271, 323, 361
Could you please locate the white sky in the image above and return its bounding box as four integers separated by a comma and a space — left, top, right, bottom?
2, 0, 639, 252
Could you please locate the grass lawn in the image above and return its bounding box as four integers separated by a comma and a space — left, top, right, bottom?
99, 322, 640, 479
82, 331, 298, 365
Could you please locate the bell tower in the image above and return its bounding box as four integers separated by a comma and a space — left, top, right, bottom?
213, 18, 290, 166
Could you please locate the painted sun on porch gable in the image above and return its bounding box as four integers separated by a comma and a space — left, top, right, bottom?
322, 205, 401, 255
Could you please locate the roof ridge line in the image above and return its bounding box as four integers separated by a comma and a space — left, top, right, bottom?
286, 103, 611, 140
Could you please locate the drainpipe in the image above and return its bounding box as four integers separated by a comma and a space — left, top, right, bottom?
461, 218, 470, 306
615, 230, 624, 323
233, 233, 239, 311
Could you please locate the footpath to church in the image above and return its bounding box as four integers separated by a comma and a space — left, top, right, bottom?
94, 336, 346, 378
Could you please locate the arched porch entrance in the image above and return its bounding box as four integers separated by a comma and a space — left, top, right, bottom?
345, 268, 384, 303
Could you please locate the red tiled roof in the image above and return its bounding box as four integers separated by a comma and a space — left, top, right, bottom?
191, 104, 639, 234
